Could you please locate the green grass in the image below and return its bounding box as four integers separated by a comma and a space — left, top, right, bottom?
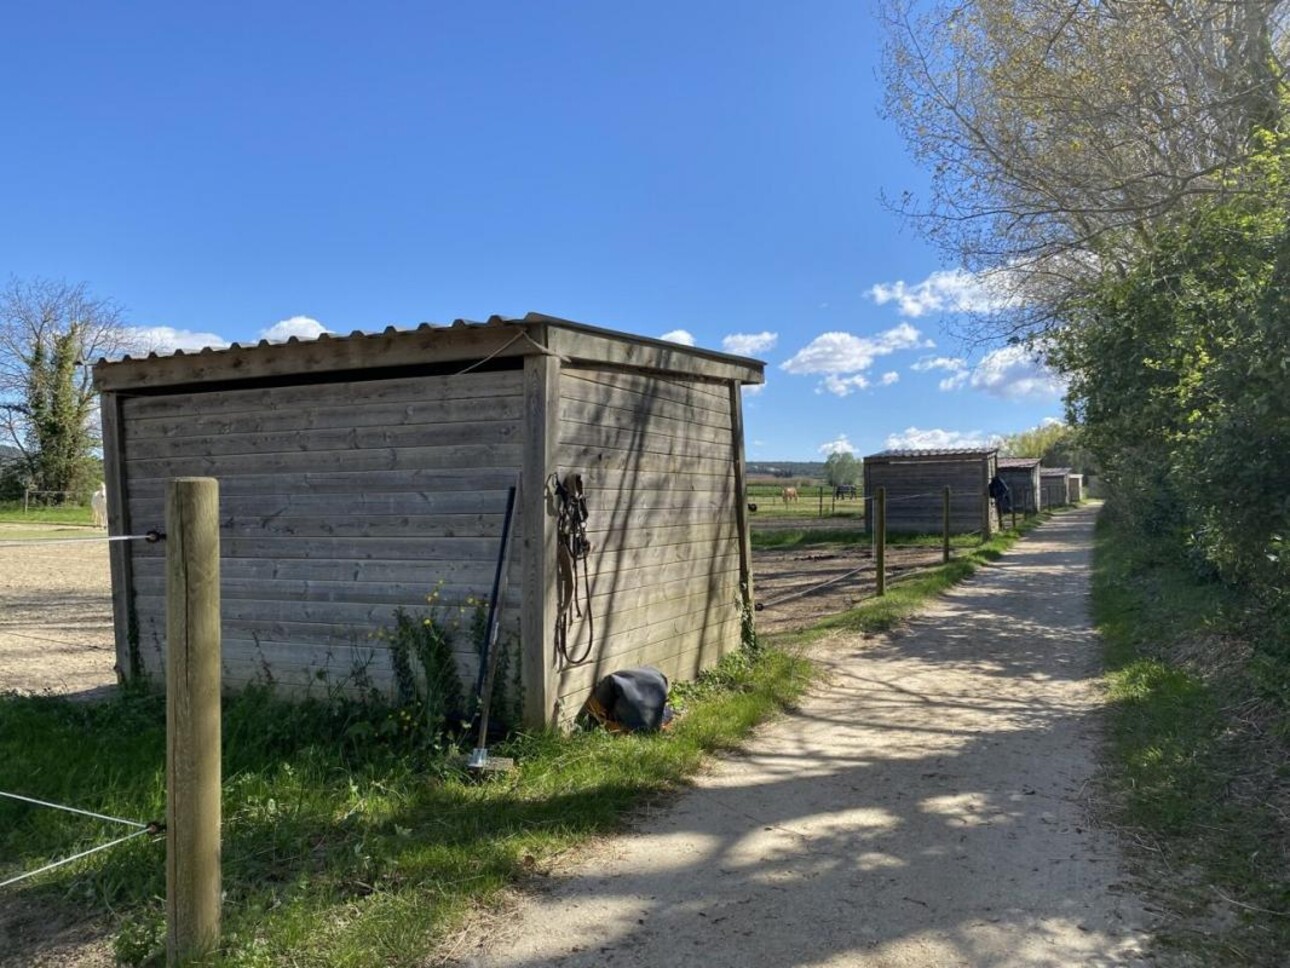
0, 502, 94, 526
0, 649, 812, 967
1092, 514, 1290, 964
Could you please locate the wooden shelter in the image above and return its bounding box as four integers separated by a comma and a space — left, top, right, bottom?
93, 314, 764, 726
1040, 467, 1072, 508
1067, 473, 1084, 502
861, 448, 998, 536
997, 457, 1042, 514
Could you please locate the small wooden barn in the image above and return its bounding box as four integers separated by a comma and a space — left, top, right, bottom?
93, 314, 764, 726
997, 457, 1042, 514
1040, 467, 1071, 508
1067, 473, 1084, 502
861, 448, 998, 536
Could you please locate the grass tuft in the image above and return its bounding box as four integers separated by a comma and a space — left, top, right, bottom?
1092, 513, 1290, 963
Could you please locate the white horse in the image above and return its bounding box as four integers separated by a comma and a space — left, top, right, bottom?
90, 482, 108, 528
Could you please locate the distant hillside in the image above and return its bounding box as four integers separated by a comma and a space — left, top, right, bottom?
746, 461, 828, 480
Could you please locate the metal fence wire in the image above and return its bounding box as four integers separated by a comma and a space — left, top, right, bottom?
0, 790, 163, 889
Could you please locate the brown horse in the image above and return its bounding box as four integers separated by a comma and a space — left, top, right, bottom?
781, 486, 799, 504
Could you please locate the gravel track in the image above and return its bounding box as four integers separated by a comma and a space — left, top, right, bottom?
448, 505, 1156, 968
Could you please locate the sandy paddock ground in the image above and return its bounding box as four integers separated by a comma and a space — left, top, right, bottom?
0, 524, 117, 698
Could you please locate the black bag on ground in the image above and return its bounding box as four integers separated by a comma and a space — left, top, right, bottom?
585, 667, 672, 733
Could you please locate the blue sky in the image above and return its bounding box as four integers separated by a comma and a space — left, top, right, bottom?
1, 1, 1064, 460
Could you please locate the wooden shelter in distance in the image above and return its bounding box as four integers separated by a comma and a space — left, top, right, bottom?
997, 457, 1042, 514
93, 314, 765, 727
1040, 467, 1072, 508
862, 448, 999, 536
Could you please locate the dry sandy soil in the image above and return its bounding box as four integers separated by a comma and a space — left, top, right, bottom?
0, 523, 117, 698
446, 506, 1160, 967
751, 540, 945, 636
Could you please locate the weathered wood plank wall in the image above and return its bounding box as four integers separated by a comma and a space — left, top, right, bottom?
550, 367, 743, 717
1040, 474, 1071, 507
998, 465, 1042, 513
120, 369, 525, 693
863, 456, 994, 534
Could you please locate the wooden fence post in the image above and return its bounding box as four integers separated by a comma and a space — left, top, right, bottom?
942, 486, 951, 564
818, 486, 824, 518
876, 486, 886, 597
166, 477, 221, 966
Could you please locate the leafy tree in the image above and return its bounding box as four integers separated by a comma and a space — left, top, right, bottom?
880, 0, 1287, 338
0, 278, 128, 499
1051, 139, 1290, 608
998, 420, 1088, 472
823, 451, 860, 487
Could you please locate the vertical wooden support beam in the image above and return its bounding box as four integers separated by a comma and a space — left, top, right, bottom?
728, 381, 754, 623
165, 477, 221, 966
875, 487, 887, 597
100, 391, 138, 682
521, 346, 561, 727
942, 486, 951, 564
982, 459, 992, 538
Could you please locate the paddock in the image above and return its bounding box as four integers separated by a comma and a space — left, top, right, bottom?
0, 525, 116, 697
93, 314, 764, 726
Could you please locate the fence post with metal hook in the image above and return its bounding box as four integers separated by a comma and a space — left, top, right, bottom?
165, 477, 221, 966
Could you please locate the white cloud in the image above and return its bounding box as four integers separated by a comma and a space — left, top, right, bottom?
660, 329, 696, 346
911, 355, 967, 373
742, 382, 765, 396
821, 374, 870, 397
884, 427, 1001, 450
869, 268, 1019, 318
818, 434, 857, 456
721, 331, 778, 356
781, 323, 930, 375
123, 326, 229, 355
259, 315, 330, 342
1040, 416, 1063, 427
966, 346, 1065, 399
879, 371, 900, 386
912, 346, 1064, 399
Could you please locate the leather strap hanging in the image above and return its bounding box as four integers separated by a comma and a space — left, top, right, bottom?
551, 472, 594, 665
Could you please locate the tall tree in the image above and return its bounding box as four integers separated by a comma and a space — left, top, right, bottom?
824, 451, 861, 487
881, 0, 1288, 338
0, 278, 129, 497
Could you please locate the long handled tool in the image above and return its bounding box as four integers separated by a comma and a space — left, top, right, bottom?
467, 479, 519, 774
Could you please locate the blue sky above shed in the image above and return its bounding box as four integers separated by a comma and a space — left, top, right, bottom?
1, 1, 1065, 459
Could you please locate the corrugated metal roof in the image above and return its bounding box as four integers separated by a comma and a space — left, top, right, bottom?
998, 457, 1042, 468
95, 312, 766, 368
1040, 466, 1073, 475
867, 447, 998, 459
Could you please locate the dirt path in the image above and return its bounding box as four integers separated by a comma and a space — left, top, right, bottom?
448, 505, 1155, 967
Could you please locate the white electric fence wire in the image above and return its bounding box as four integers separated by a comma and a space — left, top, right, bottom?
0, 532, 160, 547
0, 790, 148, 829
0, 828, 152, 889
